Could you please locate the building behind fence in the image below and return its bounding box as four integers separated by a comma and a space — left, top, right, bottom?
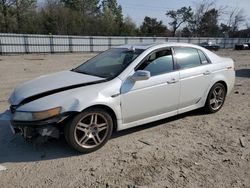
0, 33, 249, 54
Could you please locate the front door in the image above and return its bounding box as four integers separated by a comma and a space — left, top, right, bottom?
121, 48, 180, 124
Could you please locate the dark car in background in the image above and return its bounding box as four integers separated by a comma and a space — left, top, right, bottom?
235, 43, 250, 50
200, 42, 220, 51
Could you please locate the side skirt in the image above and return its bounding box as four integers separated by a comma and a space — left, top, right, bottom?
117, 101, 205, 131
117, 110, 177, 131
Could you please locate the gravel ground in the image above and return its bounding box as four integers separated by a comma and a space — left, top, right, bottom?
0, 49, 249, 188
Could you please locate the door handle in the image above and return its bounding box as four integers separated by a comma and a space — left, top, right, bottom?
167, 78, 178, 84
203, 70, 211, 75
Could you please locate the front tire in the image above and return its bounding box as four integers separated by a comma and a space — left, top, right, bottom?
64, 108, 113, 153
204, 83, 226, 113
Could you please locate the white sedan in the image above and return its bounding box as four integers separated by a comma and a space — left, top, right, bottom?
0, 43, 235, 153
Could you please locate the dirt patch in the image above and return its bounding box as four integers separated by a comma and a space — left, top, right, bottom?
0, 50, 249, 187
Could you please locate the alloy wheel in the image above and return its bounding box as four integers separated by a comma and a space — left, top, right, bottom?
209, 86, 225, 111
74, 113, 109, 148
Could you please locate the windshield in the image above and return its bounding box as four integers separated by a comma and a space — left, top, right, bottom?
73, 48, 144, 79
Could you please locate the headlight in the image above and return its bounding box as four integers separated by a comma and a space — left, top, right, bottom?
13, 107, 61, 121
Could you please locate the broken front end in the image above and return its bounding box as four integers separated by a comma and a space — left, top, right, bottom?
0, 106, 73, 140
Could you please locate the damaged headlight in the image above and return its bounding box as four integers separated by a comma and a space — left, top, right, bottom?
13, 107, 61, 121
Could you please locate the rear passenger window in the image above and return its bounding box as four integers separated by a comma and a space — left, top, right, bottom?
198, 50, 209, 64
137, 49, 173, 76
174, 47, 201, 69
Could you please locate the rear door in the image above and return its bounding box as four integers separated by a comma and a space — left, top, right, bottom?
173, 47, 212, 109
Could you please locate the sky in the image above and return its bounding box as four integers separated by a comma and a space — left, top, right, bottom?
117, 0, 250, 28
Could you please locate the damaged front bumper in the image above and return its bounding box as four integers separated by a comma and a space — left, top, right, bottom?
0, 110, 71, 139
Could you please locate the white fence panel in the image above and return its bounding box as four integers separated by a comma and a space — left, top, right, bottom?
167, 38, 178, 42
0, 33, 249, 54
71, 37, 90, 52
142, 38, 155, 43
178, 38, 189, 43
93, 37, 109, 45
111, 38, 125, 46
28, 36, 50, 53
93, 45, 109, 52
127, 38, 141, 44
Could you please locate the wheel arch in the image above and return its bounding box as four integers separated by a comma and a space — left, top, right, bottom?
202, 79, 228, 107
203, 80, 228, 113
213, 80, 228, 94
204, 79, 228, 104
82, 104, 118, 133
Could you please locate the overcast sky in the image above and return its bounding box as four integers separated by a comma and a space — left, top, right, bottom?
117, 0, 250, 28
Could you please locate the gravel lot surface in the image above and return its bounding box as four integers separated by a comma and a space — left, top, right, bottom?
0, 50, 249, 188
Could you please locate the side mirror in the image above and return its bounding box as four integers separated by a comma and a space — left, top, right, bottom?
131, 70, 151, 81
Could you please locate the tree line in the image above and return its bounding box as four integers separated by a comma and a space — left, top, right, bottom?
0, 0, 249, 37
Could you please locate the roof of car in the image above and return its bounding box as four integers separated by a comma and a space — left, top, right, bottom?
116, 42, 221, 65
117, 42, 202, 50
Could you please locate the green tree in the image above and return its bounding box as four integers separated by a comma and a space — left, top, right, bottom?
223, 8, 246, 37
100, 0, 123, 35
40, 0, 81, 35
60, 0, 101, 35
14, 0, 37, 33
0, 0, 15, 32
198, 8, 219, 37
220, 23, 230, 37
102, 0, 122, 23
181, 26, 192, 37
120, 16, 138, 36
187, 0, 215, 37
61, 0, 100, 15
60, 0, 100, 25
166, 6, 193, 36
140, 16, 167, 36
0, 0, 38, 33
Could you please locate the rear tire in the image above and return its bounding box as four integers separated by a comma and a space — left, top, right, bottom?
204, 83, 226, 113
64, 108, 113, 153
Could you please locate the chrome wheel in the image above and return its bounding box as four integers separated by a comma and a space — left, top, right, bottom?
209, 85, 225, 111
74, 113, 109, 148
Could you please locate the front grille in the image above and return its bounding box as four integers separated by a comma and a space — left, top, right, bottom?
10, 105, 17, 113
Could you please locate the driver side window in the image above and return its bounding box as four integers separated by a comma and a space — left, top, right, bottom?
137, 49, 174, 76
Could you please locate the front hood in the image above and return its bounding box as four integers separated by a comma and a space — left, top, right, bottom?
10, 71, 105, 105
